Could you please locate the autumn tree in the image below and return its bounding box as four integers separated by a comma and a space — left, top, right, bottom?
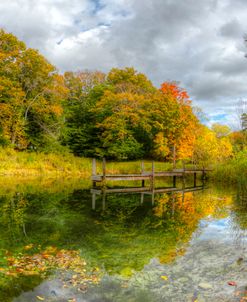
0, 29, 67, 150
211, 123, 231, 138
193, 125, 233, 165
92, 68, 156, 159
160, 82, 199, 160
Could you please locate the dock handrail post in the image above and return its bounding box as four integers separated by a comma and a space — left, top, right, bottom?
141, 193, 144, 204
141, 161, 145, 187
182, 160, 186, 189
102, 190, 106, 211
194, 172, 197, 187
102, 158, 106, 187
141, 161, 144, 173
92, 158, 97, 187
151, 191, 155, 205
202, 165, 206, 184
92, 192, 96, 210
92, 158, 96, 175
173, 175, 176, 188
150, 161, 155, 190
173, 145, 176, 169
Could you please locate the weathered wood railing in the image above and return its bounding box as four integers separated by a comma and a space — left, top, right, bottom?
91, 158, 211, 189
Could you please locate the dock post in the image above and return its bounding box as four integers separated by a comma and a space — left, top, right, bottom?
173, 145, 176, 169
150, 161, 155, 190
102, 191, 106, 211
151, 191, 154, 205
141, 161, 145, 187
102, 158, 106, 188
202, 166, 206, 180
92, 158, 97, 187
173, 175, 176, 188
182, 160, 186, 189
92, 192, 96, 210
141, 193, 144, 204
193, 172, 197, 187
172, 195, 175, 217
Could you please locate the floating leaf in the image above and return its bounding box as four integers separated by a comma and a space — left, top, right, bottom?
24, 244, 34, 250
36, 296, 45, 301
228, 281, 237, 286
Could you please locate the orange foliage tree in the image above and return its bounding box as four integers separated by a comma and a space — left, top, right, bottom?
160, 82, 199, 160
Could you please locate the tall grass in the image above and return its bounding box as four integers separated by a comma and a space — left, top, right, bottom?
0, 148, 92, 177
0, 148, 175, 177
211, 150, 247, 184
1, 147, 245, 184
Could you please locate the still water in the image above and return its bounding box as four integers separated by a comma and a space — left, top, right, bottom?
0, 177, 246, 302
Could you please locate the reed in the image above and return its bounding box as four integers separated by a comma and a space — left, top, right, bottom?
211, 150, 247, 184
0, 148, 92, 177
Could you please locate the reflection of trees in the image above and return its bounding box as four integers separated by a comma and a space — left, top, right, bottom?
84, 190, 232, 274
0, 193, 29, 246
230, 185, 247, 248
0, 184, 234, 283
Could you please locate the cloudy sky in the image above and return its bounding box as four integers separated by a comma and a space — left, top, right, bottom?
1, 0, 247, 126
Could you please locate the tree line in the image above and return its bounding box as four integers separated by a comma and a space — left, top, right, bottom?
0, 29, 246, 163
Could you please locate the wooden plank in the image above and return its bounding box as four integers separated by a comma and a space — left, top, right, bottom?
106, 175, 151, 181
92, 176, 103, 182
144, 187, 179, 194
91, 185, 205, 196
154, 172, 183, 177
91, 187, 150, 194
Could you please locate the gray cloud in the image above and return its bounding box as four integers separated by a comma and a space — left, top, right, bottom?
0, 0, 247, 126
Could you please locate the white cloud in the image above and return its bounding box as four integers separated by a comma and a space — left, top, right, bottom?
0, 0, 247, 126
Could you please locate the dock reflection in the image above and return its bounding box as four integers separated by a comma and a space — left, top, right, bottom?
91, 185, 205, 210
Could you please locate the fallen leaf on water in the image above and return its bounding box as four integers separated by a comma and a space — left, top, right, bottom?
227, 281, 237, 286
36, 296, 45, 301
161, 275, 168, 281
24, 244, 34, 250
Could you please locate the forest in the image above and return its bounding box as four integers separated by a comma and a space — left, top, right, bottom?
0, 29, 246, 173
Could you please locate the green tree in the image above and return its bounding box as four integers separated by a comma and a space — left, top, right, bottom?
63, 71, 107, 156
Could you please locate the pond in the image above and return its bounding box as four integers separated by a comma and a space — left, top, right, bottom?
0, 177, 246, 302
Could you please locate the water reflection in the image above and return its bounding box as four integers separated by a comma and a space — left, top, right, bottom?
0, 178, 246, 301
90, 185, 205, 210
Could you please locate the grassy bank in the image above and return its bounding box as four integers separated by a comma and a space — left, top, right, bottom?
211, 150, 247, 184
0, 148, 174, 177
0, 148, 92, 176
0, 148, 246, 184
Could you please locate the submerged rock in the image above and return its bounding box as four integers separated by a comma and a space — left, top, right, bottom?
198, 282, 213, 290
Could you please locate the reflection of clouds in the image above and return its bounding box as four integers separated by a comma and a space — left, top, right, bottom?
196, 218, 234, 243
195, 215, 247, 254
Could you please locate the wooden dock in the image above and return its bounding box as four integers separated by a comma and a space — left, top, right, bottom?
91, 158, 211, 189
